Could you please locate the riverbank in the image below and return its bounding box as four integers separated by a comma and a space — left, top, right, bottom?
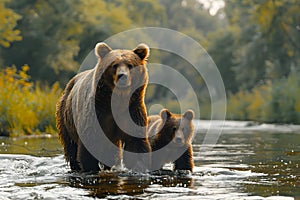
194, 120, 300, 134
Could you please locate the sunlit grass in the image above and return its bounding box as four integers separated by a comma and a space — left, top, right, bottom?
0, 65, 62, 136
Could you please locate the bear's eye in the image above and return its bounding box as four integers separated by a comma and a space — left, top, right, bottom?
173, 127, 177, 132
112, 64, 118, 69
128, 64, 133, 69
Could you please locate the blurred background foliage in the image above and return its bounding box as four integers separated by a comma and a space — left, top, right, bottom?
0, 0, 299, 135
0, 65, 61, 136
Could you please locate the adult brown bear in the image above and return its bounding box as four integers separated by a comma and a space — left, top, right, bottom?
148, 109, 195, 172
56, 43, 151, 172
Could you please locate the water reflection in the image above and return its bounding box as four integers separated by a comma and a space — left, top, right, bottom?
0, 135, 62, 156
68, 170, 193, 198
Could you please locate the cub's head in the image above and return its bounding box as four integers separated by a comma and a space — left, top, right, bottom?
95, 42, 150, 93
159, 109, 195, 147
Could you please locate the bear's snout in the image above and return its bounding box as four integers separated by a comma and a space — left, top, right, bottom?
175, 137, 182, 143
115, 65, 131, 87
173, 130, 185, 146
117, 73, 128, 84
117, 73, 127, 80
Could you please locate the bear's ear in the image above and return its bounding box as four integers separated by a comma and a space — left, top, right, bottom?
95, 42, 112, 59
160, 109, 171, 120
183, 110, 194, 120
133, 43, 150, 61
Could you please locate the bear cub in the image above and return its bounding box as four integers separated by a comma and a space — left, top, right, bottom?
148, 109, 195, 172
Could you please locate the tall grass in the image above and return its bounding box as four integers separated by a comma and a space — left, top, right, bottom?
0, 66, 62, 136
227, 69, 300, 124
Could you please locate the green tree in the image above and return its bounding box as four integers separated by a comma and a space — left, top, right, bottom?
224, 0, 300, 89
0, 0, 22, 48
75, 0, 134, 64
160, 0, 220, 45
1, 1, 82, 84
144, 0, 221, 113
119, 0, 166, 27
0, 0, 134, 85
208, 30, 238, 93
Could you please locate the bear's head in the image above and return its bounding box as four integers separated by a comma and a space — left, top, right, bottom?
94, 42, 150, 95
159, 109, 194, 147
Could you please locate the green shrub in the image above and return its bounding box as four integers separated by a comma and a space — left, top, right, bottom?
227, 69, 300, 124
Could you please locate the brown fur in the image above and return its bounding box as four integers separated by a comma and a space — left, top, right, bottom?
148, 109, 195, 172
56, 43, 151, 172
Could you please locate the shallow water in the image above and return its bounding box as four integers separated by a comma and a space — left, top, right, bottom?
0, 121, 299, 199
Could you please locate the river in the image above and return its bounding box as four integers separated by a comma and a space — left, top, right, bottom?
0, 120, 299, 199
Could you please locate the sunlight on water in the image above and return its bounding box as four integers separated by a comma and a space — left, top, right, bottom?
0, 122, 299, 199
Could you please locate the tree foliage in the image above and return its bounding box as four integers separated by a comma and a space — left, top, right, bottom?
222, 0, 300, 123
223, 0, 300, 89
227, 69, 300, 124
0, 0, 299, 124
0, 0, 22, 48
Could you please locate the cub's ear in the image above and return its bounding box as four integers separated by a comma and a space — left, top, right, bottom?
133, 43, 150, 60
95, 42, 112, 59
183, 110, 194, 120
160, 109, 171, 120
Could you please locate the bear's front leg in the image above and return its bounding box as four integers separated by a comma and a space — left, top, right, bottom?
123, 138, 151, 172
77, 140, 100, 172
103, 139, 123, 171
174, 145, 194, 172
